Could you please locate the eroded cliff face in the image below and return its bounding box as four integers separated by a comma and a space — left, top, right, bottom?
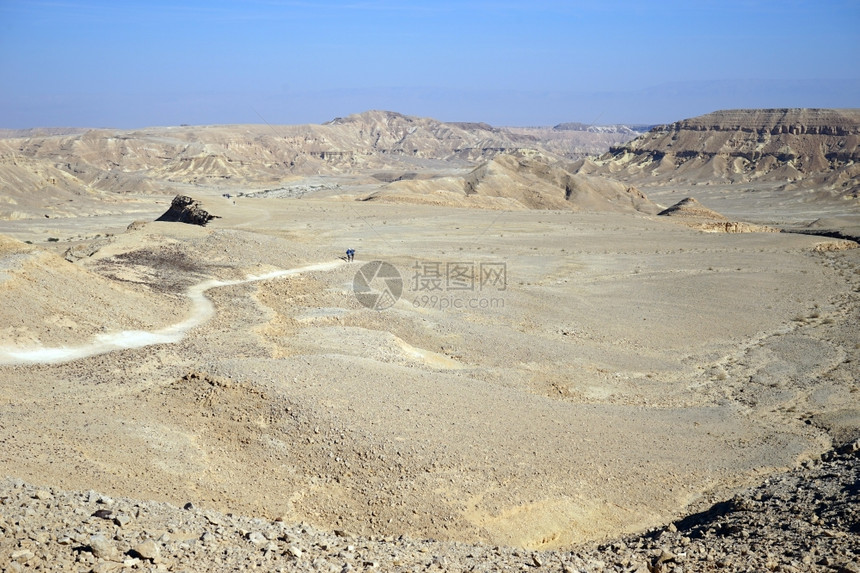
581, 109, 860, 198
0, 112, 527, 195
0, 112, 543, 220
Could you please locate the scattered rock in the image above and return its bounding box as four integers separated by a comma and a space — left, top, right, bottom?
89, 534, 120, 561
655, 548, 675, 565
247, 531, 267, 546
10, 549, 34, 562
91, 562, 122, 573
133, 539, 160, 561
0, 444, 857, 571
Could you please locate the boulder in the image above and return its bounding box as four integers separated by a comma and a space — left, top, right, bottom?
156, 195, 218, 226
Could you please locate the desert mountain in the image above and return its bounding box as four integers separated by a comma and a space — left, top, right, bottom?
0, 111, 520, 220
578, 108, 860, 198
321, 110, 522, 161
0, 111, 644, 220
362, 152, 657, 213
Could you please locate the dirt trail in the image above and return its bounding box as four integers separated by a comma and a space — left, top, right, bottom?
0, 260, 343, 365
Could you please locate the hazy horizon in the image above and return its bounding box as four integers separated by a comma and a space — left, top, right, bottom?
1, 1, 859, 129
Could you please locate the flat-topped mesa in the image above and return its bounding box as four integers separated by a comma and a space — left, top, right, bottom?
591, 108, 860, 194
651, 108, 860, 136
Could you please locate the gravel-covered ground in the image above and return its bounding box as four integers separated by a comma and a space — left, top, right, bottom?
2, 440, 857, 572
2, 196, 859, 572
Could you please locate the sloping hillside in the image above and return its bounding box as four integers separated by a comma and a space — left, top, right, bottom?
657, 197, 780, 233
361, 152, 657, 213
657, 197, 727, 219
0, 234, 187, 348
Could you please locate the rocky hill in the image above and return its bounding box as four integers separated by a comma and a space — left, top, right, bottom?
657, 197, 727, 220
578, 108, 860, 199
320, 111, 526, 162
657, 197, 781, 234
360, 152, 656, 212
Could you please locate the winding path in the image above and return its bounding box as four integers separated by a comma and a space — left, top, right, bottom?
0, 260, 344, 366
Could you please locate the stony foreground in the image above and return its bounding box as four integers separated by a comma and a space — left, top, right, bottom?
2, 441, 857, 573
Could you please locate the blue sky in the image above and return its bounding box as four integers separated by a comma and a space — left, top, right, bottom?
1, 0, 858, 128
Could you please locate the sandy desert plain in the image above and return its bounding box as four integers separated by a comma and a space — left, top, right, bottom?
0, 109, 858, 571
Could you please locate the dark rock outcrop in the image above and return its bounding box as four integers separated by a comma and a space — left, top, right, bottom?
156, 195, 218, 226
